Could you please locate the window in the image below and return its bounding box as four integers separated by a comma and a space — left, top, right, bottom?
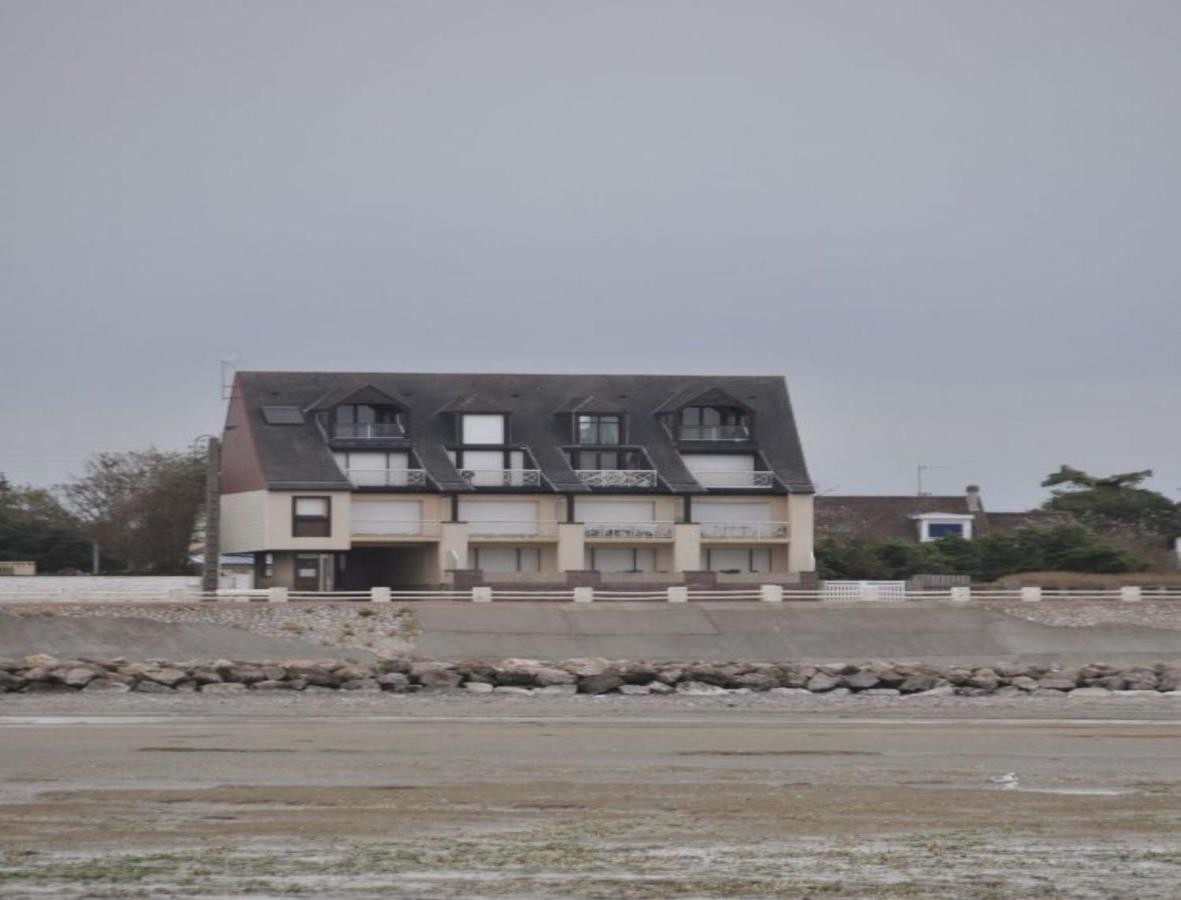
472, 546, 541, 573
292, 496, 331, 537
586, 547, 656, 573
702, 547, 772, 573
927, 523, 965, 539
569, 449, 645, 470
254, 552, 274, 582
576, 414, 621, 444
333, 404, 401, 438
333, 451, 410, 487
678, 406, 748, 440
461, 414, 506, 444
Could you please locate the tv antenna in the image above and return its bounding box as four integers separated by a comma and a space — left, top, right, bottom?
917, 464, 945, 496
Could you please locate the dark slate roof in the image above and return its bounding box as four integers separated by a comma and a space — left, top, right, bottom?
232, 371, 814, 494
814, 496, 978, 542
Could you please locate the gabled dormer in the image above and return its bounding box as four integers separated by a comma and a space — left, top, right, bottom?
658, 387, 754, 443
555, 395, 628, 446
308, 384, 407, 442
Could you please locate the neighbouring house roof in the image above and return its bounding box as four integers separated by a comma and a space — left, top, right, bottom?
229, 371, 814, 495
815, 493, 1074, 542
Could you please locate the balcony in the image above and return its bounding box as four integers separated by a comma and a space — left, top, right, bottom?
351, 519, 440, 538
460, 469, 542, 488
467, 520, 558, 538
699, 521, 790, 540
344, 468, 428, 488
575, 469, 658, 488
678, 424, 750, 441
583, 521, 675, 540
693, 470, 775, 489
332, 423, 405, 440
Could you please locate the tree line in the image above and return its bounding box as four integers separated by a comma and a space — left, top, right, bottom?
0, 449, 205, 575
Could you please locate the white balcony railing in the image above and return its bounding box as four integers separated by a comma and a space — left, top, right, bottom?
693, 470, 775, 489
351, 519, 440, 537
460, 469, 542, 488
344, 468, 428, 488
466, 520, 558, 538
699, 521, 790, 540
679, 425, 750, 441
575, 469, 658, 488
583, 521, 675, 540
333, 423, 405, 439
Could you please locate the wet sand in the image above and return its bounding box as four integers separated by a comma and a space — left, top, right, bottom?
2, 692, 1180, 897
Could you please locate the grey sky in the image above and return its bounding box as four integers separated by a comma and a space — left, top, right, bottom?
2, 1, 1178, 511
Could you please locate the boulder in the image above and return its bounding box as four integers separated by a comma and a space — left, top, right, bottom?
843, 670, 880, 691
898, 674, 937, 693
340, 679, 381, 691
1038, 675, 1079, 691
578, 673, 624, 695
860, 688, 901, 697
536, 684, 578, 696
1123, 670, 1158, 691
1157, 669, 1181, 692
648, 681, 675, 695
334, 663, 376, 682
23, 654, 60, 668
1011, 676, 1040, 692
61, 667, 99, 688
0, 671, 26, 691
464, 681, 494, 694
675, 681, 727, 695
82, 679, 130, 693
732, 672, 779, 691
806, 672, 840, 693
562, 657, 611, 677
144, 668, 188, 687
618, 684, 651, 696
768, 687, 812, 697
253, 680, 292, 690
968, 669, 1000, 691
376, 672, 411, 691
415, 668, 462, 689
493, 686, 533, 695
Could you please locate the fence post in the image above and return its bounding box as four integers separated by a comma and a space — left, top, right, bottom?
759, 584, 783, 603
949, 586, 971, 603
471, 586, 493, 603
1020, 586, 1042, 603
167, 588, 187, 603
859, 584, 880, 603
268, 587, 289, 603
667, 586, 688, 603
573, 586, 594, 603
1120, 586, 1142, 603
371, 586, 391, 603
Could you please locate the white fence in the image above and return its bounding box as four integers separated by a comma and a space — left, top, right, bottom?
1, 581, 1180, 605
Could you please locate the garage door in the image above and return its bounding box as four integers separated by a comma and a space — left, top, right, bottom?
575, 500, 655, 523
351, 500, 421, 536
459, 500, 539, 535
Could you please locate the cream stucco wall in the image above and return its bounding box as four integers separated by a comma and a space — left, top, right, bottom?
263, 491, 352, 551
787, 493, 815, 572
219, 490, 268, 553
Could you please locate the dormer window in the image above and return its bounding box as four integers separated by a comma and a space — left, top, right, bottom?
461, 413, 506, 444
333, 403, 403, 439
576, 414, 621, 445
678, 406, 749, 441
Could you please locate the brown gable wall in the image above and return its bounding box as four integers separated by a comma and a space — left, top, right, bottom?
220, 375, 268, 494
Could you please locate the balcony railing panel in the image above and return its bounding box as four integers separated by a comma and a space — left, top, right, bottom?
693, 470, 775, 489
583, 521, 675, 540
333, 423, 405, 439
575, 469, 658, 488
460, 469, 542, 488
699, 521, 790, 540
351, 519, 440, 537
466, 520, 558, 538
678, 425, 750, 441
344, 468, 428, 488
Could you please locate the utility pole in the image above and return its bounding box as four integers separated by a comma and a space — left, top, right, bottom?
201, 437, 221, 593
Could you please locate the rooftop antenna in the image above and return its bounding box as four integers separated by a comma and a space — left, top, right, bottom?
219, 358, 238, 400
917, 464, 945, 497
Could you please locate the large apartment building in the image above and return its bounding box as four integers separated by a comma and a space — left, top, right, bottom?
218, 372, 815, 591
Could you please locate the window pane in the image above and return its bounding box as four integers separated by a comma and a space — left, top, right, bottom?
462, 414, 506, 444
356, 404, 376, 424
577, 415, 596, 444
599, 418, 620, 444
295, 497, 329, 517
336, 405, 355, 424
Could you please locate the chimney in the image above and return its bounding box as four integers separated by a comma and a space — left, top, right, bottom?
965, 484, 982, 512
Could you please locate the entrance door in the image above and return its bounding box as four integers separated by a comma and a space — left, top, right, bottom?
294, 555, 321, 592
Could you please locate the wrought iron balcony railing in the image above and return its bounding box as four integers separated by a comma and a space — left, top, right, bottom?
332, 423, 405, 439
460, 469, 542, 488
678, 425, 750, 441
692, 470, 775, 489
575, 469, 658, 488
699, 521, 790, 540
583, 521, 675, 540
344, 468, 428, 488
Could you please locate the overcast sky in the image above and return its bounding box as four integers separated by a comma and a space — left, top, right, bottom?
2, 1, 1178, 510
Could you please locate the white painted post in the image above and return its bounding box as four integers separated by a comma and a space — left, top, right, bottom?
167, 588, 188, 603
1120, 586, 1142, 603
471, 586, 493, 603
572, 586, 594, 603
859, 584, 880, 603
371, 586, 391, 603
760, 584, 783, 603
949, 586, 971, 603
1020, 586, 1042, 603
667, 586, 688, 603
268, 587, 289, 603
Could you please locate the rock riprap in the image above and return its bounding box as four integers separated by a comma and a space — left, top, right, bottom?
1, 656, 1179, 697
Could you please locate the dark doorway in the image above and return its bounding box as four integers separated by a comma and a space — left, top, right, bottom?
338, 546, 434, 590
294, 554, 322, 591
